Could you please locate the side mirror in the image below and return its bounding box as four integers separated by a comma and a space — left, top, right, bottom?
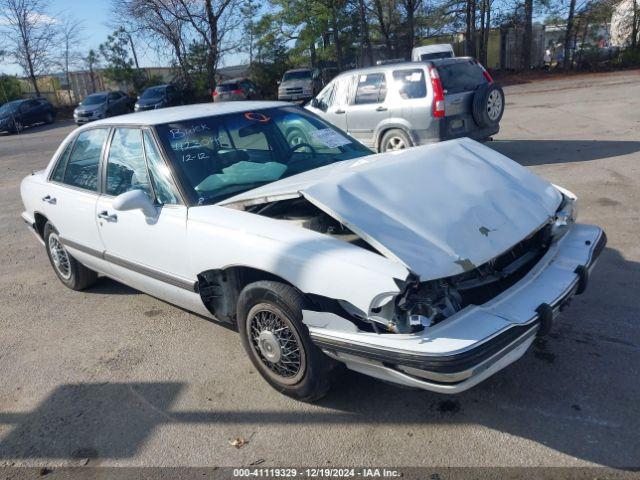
112, 189, 156, 217
311, 98, 319, 108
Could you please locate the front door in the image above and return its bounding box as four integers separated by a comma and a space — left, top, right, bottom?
345, 72, 390, 148
95, 127, 194, 306
322, 75, 353, 131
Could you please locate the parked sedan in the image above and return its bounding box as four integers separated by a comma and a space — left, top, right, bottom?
73, 91, 132, 125
0, 98, 56, 133
20, 101, 605, 400
135, 84, 182, 111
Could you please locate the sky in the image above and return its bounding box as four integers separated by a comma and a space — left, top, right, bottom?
0, 0, 245, 76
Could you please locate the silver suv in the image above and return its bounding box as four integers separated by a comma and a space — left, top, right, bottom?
306, 58, 504, 152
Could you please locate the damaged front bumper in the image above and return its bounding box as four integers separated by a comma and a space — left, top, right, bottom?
305, 224, 606, 393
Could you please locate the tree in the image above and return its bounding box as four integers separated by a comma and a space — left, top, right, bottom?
84, 49, 99, 93
56, 14, 85, 101
523, 0, 533, 69
564, 0, 577, 69
0, 75, 23, 104
0, 0, 59, 96
99, 27, 136, 85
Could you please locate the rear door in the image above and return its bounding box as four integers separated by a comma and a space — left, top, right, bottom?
435, 58, 488, 138
44, 127, 110, 272
345, 72, 390, 147
388, 67, 430, 136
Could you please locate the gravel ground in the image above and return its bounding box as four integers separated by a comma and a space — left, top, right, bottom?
0, 70, 639, 468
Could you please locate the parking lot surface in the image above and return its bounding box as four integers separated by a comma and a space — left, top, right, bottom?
0, 70, 639, 467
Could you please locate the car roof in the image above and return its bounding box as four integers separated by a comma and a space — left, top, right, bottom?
82, 101, 289, 128
220, 77, 247, 84
331, 57, 478, 79
285, 68, 312, 73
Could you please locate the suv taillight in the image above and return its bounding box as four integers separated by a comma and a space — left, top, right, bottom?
232, 88, 244, 95
476, 60, 494, 83
429, 67, 445, 118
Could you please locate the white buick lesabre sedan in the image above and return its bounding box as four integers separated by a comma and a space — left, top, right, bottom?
20, 102, 606, 400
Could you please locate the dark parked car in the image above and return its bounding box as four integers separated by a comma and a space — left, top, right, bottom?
73, 91, 132, 125
0, 98, 56, 134
135, 84, 183, 112
212, 78, 261, 102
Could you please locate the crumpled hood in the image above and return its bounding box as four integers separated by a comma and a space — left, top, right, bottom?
222, 138, 562, 280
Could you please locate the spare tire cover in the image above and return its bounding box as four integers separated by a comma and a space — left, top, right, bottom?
472, 83, 505, 128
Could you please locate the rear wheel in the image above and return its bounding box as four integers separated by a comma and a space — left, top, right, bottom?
237, 281, 334, 401
380, 129, 413, 152
11, 118, 23, 133
44, 222, 97, 290
44, 112, 54, 124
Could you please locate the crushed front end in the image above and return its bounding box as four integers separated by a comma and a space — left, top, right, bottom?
304, 208, 606, 393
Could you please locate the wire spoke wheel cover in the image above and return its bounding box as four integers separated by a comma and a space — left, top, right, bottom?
48, 233, 72, 280
247, 304, 306, 385
486, 89, 503, 121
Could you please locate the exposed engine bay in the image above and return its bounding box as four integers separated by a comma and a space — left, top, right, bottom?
244, 196, 558, 335
246, 197, 378, 253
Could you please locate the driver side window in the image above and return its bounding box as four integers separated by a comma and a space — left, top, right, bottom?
105, 128, 152, 198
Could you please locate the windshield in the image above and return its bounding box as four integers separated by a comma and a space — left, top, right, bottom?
0, 100, 21, 115
141, 86, 165, 99
282, 71, 311, 82
155, 106, 371, 205
81, 94, 107, 106
420, 51, 453, 60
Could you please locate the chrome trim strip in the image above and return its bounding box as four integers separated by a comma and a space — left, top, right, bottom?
59, 237, 196, 291
103, 252, 195, 291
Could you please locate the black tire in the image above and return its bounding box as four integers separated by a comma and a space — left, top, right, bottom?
11, 118, 23, 134
44, 112, 54, 124
472, 83, 505, 128
237, 281, 335, 401
44, 222, 97, 290
380, 128, 413, 152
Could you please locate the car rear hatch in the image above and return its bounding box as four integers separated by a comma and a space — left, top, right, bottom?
215, 82, 241, 100
431, 58, 490, 139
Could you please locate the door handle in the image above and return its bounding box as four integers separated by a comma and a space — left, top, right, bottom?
376, 106, 387, 112
97, 211, 118, 222
335, 109, 345, 114
41, 195, 56, 205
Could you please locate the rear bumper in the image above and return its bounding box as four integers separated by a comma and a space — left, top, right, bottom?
308, 224, 606, 393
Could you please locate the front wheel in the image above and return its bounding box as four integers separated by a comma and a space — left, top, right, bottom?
237, 281, 335, 401
44, 222, 97, 290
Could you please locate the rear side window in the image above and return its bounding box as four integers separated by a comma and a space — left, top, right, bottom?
50, 141, 74, 183
354, 73, 387, 105
63, 128, 108, 191
217, 83, 238, 92
392, 69, 426, 99
437, 60, 486, 94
